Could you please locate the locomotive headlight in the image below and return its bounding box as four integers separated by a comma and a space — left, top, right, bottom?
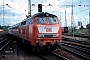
56, 34, 59, 37
38, 34, 42, 37
38, 34, 44, 37
53, 34, 59, 37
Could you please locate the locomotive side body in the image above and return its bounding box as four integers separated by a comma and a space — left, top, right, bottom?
19, 18, 34, 45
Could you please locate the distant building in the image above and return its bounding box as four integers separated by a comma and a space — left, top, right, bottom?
78, 21, 82, 26
75, 26, 81, 29
87, 24, 90, 29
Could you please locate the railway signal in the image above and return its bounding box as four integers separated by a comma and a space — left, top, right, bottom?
64, 27, 68, 34
38, 4, 42, 12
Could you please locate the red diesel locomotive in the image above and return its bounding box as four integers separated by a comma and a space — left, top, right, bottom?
8, 12, 62, 52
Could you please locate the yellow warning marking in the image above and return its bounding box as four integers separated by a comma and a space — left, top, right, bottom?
13, 41, 17, 43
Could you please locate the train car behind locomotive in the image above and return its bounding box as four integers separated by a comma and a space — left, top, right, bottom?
8, 12, 62, 52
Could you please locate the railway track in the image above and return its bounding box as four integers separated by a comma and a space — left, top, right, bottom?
8, 35, 90, 60
73, 34, 88, 38
51, 52, 69, 60
1, 34, 90, 60
62, 39, 90, 60
0, 34, 13, 60
36, 52, 69, 60
62, 42, 90, 54
63, 37, 90, 45
18, 42, 69, 60
62, 34, 89, 38
14, 37, 69, 60
0, 35, 12, 51
62, 46, 90, 60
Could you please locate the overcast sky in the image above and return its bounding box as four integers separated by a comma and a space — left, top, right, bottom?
0, 0, 89, 27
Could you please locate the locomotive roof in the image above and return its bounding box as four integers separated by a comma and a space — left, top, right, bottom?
32, 12, 57, 17
8, 12, 58, 29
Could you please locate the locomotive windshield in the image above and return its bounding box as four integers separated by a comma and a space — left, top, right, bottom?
37, 17, 47, 24
48, 17, 58, 24
37, 17, 58, 24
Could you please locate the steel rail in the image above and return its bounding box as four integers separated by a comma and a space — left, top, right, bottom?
63, 46, 90, 60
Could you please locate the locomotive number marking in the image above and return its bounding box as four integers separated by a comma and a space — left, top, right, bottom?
46, 28, 52, 32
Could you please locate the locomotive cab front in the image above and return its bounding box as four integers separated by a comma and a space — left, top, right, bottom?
33, 13, 62, 51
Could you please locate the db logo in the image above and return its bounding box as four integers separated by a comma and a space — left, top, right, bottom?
46, 28, 52, 32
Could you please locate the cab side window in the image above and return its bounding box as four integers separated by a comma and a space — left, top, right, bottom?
26, 19, 30, 25
26, 18, 33, 25
30, 18, 33, 24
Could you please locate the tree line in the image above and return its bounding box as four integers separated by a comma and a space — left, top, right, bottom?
0, 25, 10, 31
